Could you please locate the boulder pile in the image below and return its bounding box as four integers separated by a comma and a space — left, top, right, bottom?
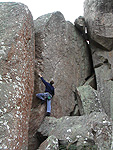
0, 0, 113, 150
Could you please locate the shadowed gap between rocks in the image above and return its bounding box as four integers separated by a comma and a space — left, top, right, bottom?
74, 24, 97, 90
35, 131, 48, 148
84, 40, 97, 90
69, 25, 98, 117
70, 89, 82, 116
94, 58, 112, 70
32, 32, 44, 109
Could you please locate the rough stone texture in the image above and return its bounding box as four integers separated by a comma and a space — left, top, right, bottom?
84, 1, 113, 148
38, 135, 59, 150
28, 105, 46, 150
77, 85, 102, 115
89, 44, 113, 119
38, 112, 112, 150
74, 16, 88, 40
84, 0, 113, 51
74, 16, 86, 33
0, 3, 34, 149
28, 11, 92, 150
33, 11, 92, 118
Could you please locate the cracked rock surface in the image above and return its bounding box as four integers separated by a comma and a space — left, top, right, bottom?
1, 1, 113, 150
33, 11, 92, 118
38, 112, 112, 150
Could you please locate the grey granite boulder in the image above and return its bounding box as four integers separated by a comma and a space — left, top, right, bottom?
38, 135, 59, 150
28, 105, 46, 150
77, 85, 102, 115
0, 2, 34, 149
38, 112, 112, 150
34, 11, 92, 118
89, 44, 113, 119
84, 0, 113, 50
84, 0, 113, 147
29, 11, 92, 150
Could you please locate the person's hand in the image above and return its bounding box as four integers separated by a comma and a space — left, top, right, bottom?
38, 73, 42, 77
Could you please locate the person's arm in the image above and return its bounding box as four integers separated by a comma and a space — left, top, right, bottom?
53, 88, 55, 96
40, 77, 48, 86
38, 74, 48, 86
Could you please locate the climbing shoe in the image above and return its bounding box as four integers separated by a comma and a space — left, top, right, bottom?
46, 112, 51, 116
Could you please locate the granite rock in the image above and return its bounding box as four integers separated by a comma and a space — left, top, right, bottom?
77, 85, 102, 115
84, 0, 113, 50
38, 112, 112, 150
38, 135, 59, 150
33, 11, 92, 118
0, 2, 34, 149
90, 44, 113, 119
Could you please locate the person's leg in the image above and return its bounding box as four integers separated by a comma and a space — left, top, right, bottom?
36, 93, 45, 101
47, 99, 51, 114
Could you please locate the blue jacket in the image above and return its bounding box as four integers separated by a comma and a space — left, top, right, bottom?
41, 77, 54, 96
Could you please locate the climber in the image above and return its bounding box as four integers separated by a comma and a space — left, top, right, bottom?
36, 73, 55, 116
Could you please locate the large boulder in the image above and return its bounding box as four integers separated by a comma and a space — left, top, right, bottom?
0, 3, 34, 149
77, 85, 102, 115
28, 105, 46, 150
33, 11, 92, 118
28, 11, 92, 150
84, 1, 113, 147
84, 0, 113, 51
38, 112, 112, 150
90, 44, 113, 119
38, 135, 59, 150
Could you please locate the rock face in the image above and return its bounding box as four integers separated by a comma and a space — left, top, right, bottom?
28, 11, 92, 149
33, 11, 92, 118
38, 135, 59, 150
84, 1, 113, 148
84, 0, 113, 119
28, 105, 46, 150
38, 112, 112, 150
0, 3, 34, 149
74, 16, 88, 40
29, 12, 91, 150
84, 0, 113, 51
1, 1, 113, 150
90, 44, 113, 118
77, 85, 102, 115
